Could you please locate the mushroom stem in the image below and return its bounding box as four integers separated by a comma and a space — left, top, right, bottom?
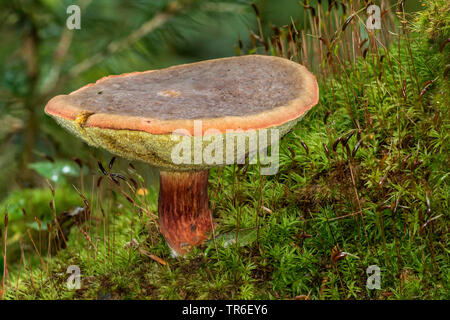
158, 170, 213, 255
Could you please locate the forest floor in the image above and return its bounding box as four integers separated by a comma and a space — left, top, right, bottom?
1, 1, 449, 300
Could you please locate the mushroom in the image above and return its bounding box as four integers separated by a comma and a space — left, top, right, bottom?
44, 55, 318, 255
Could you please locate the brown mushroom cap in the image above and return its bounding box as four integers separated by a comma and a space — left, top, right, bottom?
45, 55, 318, 170
45, 55, 318, 136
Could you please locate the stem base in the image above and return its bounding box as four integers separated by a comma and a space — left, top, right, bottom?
158, 170, 213, 255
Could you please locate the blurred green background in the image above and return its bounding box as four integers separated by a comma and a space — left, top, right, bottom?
0, 0, 422, 198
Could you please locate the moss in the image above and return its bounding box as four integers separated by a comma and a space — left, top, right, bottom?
3, 1, 449, 300
414, 0, 450, 44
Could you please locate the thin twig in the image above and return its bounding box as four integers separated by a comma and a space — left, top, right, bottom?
66, 1, 183, 79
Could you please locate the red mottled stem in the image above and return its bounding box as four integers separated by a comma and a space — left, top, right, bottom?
158, 170, 213, 255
